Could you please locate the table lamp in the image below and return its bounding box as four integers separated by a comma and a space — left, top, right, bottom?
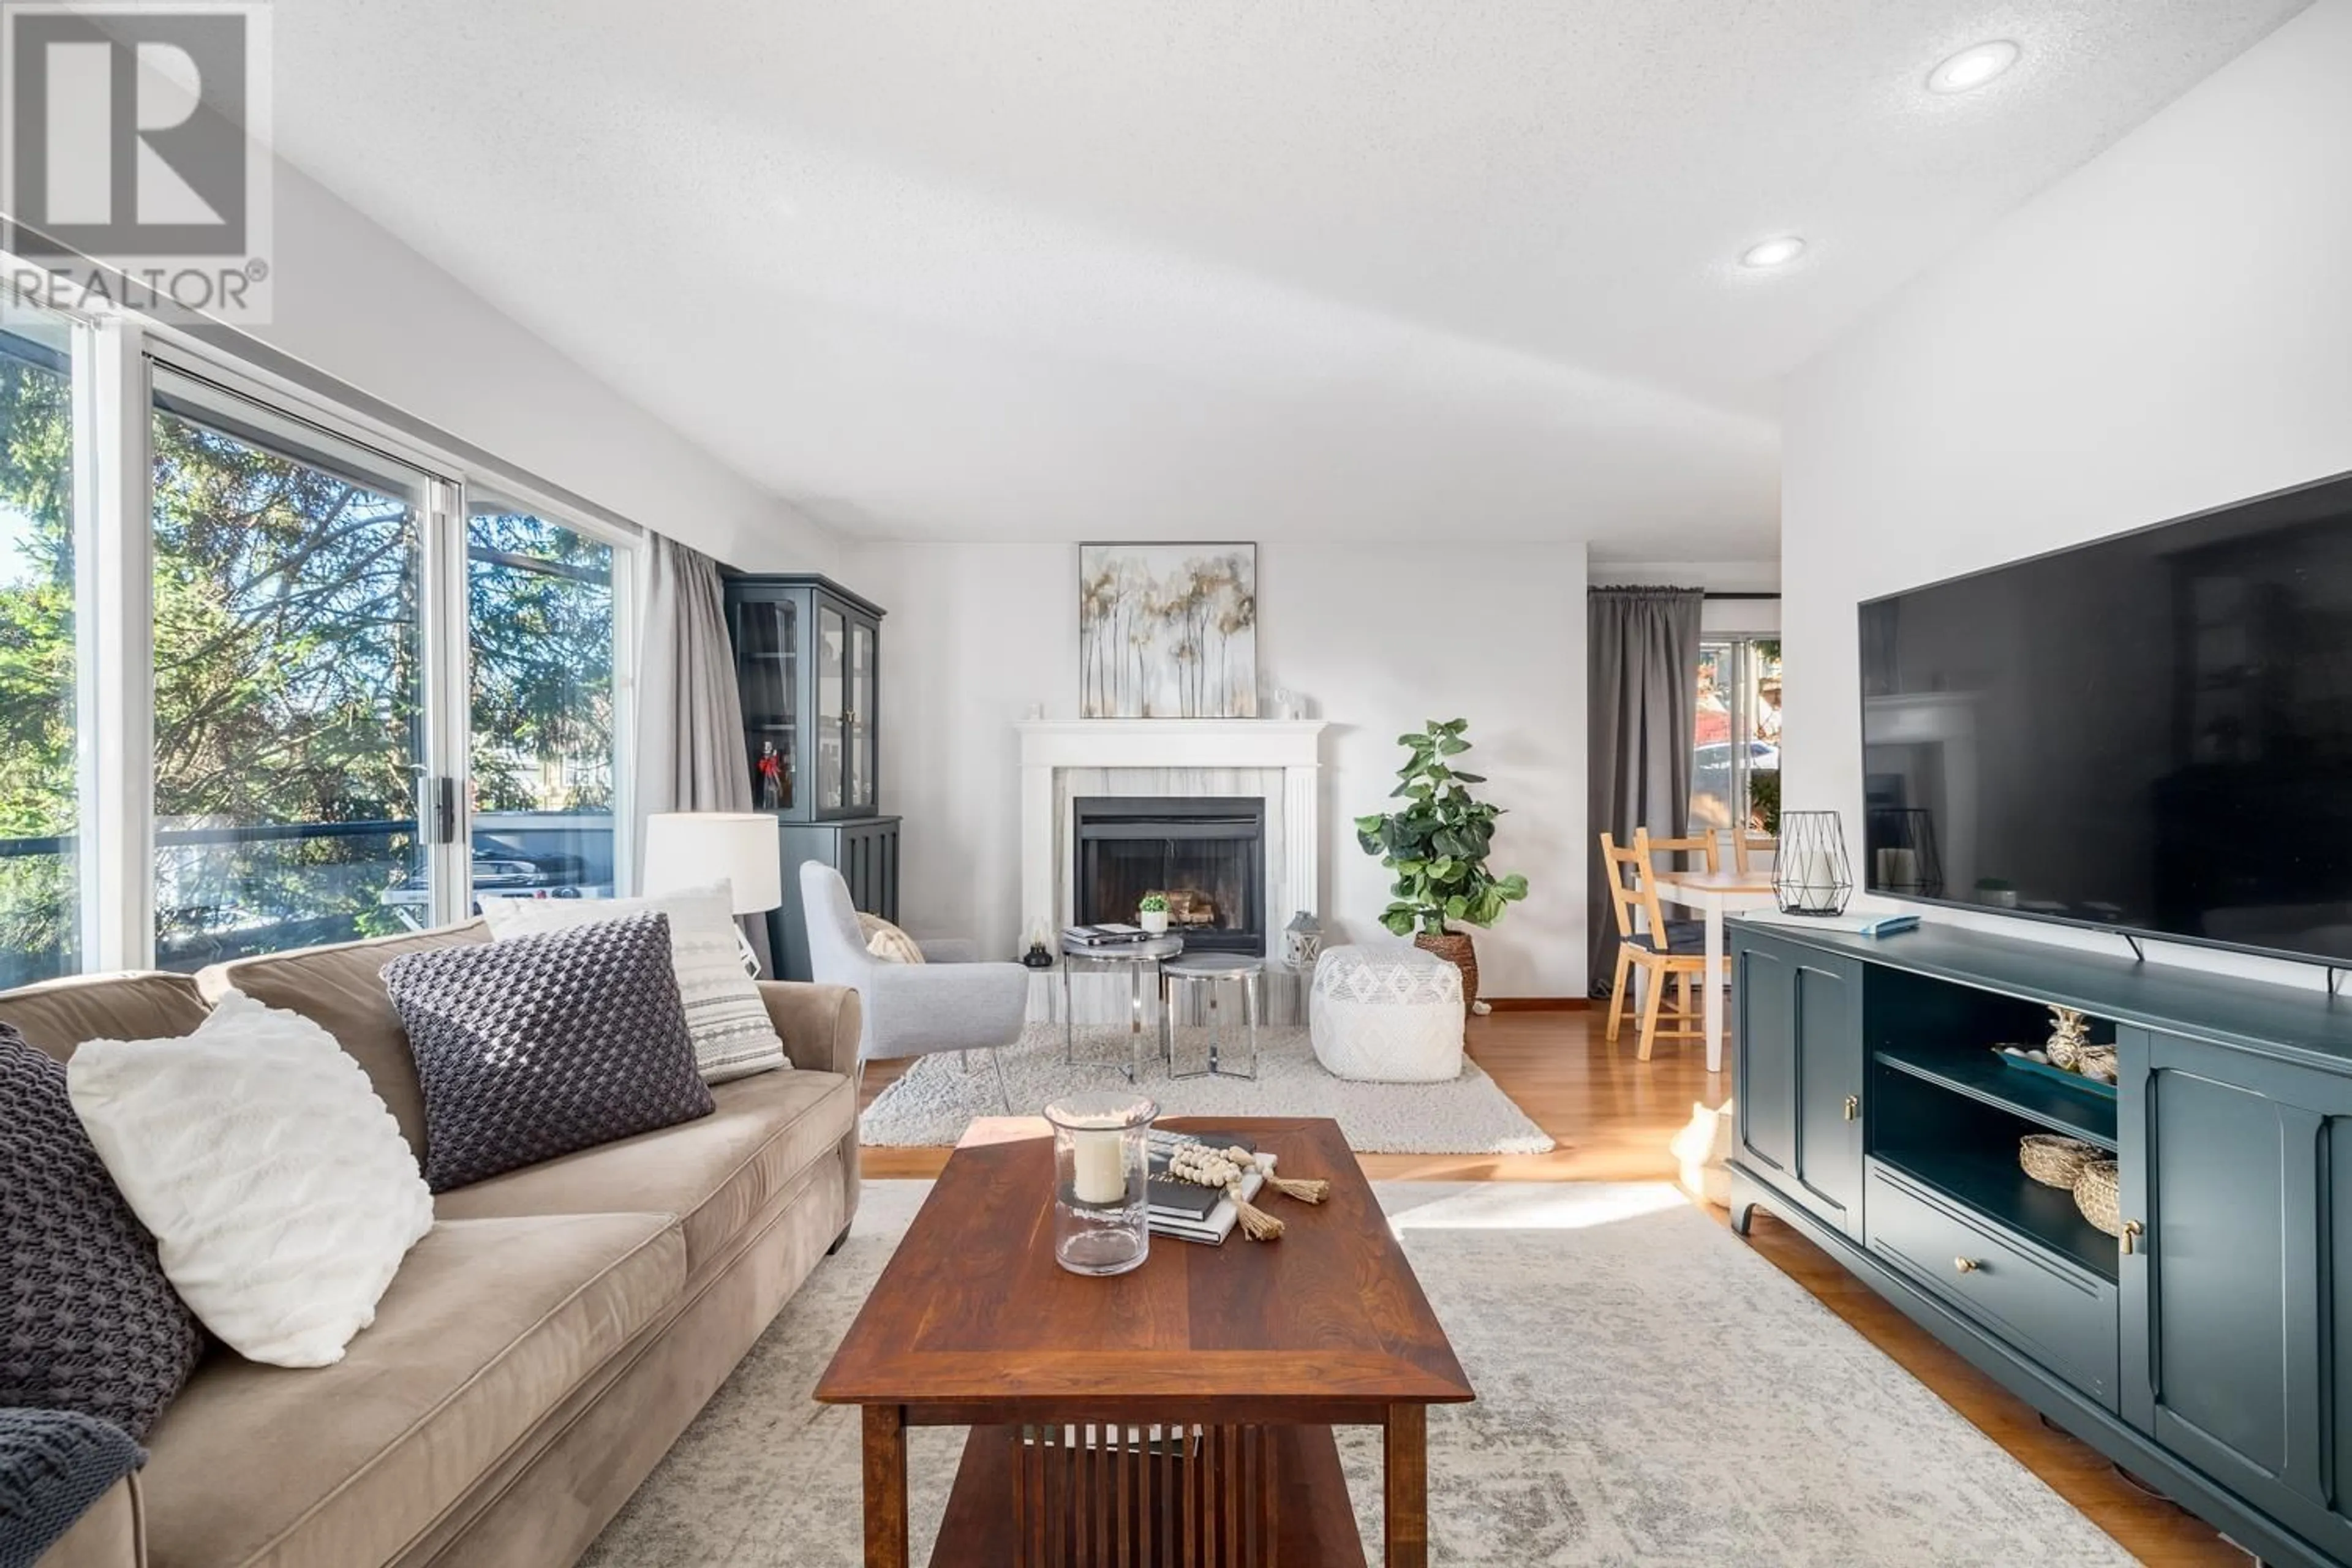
641, 812, 783, 974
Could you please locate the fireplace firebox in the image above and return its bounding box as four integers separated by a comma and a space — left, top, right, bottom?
1073, 797, 1265, 954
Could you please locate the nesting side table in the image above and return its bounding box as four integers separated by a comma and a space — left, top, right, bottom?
1059, 932, 1183, 1082
1163, 952, 1264, 1080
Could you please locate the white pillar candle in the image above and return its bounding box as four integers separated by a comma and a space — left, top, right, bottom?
1072, 1126, 1128, 1205
1801, 850, 1835, 903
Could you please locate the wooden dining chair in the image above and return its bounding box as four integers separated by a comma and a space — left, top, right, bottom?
1636, 827, 1719, 878
1599, 833, 1708, 1061
1730, 831, 1777, 878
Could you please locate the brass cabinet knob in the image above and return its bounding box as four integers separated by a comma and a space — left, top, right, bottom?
2122, 1219, 2144, 1256
1954, 1257, 1982, 1274
1843, 1094, 1860, 1121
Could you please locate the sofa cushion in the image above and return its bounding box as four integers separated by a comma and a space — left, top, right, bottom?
0, 971, 206, 1063
1, 1025, 205, 1442
136, 1212, 682, 1568
481, 884, 790, 1083
385, 914, 715, 1193
433, 1066, 854, 1284
196, 923, 489, 1160
66, 992, 434, 1368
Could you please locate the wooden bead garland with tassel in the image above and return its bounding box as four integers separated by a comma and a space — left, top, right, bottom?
1162, 1142, 1329, 1242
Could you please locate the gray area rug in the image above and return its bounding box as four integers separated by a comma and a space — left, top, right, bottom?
859, 1022, 1556, 1154
583, 1180, 2135, 1566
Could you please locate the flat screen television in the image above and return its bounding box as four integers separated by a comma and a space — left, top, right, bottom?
1858, 468, 2352, 966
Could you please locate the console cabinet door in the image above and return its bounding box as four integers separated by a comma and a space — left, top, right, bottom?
1735, 933, 1864, 1237
2120, 1027, 2352, 1560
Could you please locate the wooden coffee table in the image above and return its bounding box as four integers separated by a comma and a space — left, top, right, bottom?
815, 1116, 1472, 1567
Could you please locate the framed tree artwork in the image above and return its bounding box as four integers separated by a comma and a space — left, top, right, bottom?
1078, 543, 1258, 718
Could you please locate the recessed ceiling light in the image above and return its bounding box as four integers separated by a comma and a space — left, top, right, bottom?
1927, 39, 2021, 94
1739, 236, 1806, 270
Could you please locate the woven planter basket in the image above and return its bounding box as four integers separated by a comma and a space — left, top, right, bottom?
2019, 1134, 2103, 1191
2073, 1159, 2124, 1238
1414, 930, 1479, 1015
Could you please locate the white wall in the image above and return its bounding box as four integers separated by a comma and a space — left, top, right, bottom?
1781, 0, 2352, 990
235, 162, 834, 570
851, 540, 1591, 996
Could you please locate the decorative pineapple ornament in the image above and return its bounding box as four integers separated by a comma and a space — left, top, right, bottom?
2046, 1006, 2090, 1071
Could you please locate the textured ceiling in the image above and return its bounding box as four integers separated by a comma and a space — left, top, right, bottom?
264, 0, 2305, 552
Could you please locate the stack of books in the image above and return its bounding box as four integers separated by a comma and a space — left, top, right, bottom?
1061, 923, 1155, 947
1145, 1131, 1271, 1245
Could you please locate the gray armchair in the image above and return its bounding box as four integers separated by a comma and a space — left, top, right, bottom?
798, 862, 1030, 1109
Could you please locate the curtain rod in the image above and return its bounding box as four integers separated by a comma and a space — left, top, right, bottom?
1591, 585, 1780, 600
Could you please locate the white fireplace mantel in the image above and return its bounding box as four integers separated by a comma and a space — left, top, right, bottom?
1018, 720, 1327, 957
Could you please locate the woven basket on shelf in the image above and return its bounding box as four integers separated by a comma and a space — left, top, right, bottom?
2019, 1133, 2103, 1191
2073, 1159, 2123, 1238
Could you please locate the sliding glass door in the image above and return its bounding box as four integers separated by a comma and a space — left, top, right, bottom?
467, 493, 619, 906
149, 371, 443, 968
0, 300, 81, 986
0, 325, 644, 973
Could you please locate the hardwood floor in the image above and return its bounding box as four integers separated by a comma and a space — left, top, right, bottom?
856, 1010, 2247, 1565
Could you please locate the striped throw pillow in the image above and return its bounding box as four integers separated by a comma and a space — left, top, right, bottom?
478, 883, 788, 1082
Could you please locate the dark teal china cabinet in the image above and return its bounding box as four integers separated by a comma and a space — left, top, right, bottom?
1731, 918, 2352, 1568
722, 573, 897, 980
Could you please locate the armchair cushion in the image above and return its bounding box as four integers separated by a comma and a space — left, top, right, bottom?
856, 913, 925, 966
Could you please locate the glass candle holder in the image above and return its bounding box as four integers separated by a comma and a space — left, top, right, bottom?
1044, 1091, 1158, 1276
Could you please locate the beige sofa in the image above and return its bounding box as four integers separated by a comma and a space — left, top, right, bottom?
7, 921, 862, 1568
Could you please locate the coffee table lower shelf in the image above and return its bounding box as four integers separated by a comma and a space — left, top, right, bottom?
933, 1422, 1368, 1567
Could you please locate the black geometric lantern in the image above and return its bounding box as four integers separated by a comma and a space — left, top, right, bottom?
1773, 810, 1853, 916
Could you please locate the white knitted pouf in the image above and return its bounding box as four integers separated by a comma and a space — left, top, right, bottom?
1309, 945, 1465, 1083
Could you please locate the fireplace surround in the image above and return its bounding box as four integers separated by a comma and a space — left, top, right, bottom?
1017, 719, 1326, 986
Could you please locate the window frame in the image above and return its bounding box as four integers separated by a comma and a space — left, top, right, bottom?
1692, 633, 1783, 835
4, 274, 649, 971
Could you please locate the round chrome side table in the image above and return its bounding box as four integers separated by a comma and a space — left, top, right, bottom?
1059, 933, 1183, 1082
1161, 952, 1264, 1081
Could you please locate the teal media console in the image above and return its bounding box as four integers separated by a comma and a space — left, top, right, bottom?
1731, 917, 2352, 1567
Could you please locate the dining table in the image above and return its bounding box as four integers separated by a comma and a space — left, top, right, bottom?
1644, 866, 1777, 1072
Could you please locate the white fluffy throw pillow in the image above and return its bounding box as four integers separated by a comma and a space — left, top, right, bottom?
478, 881, 788, 1082
66, 990, 434, 1368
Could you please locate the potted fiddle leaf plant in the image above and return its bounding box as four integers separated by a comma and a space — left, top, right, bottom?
1353, 718, 1528, 1012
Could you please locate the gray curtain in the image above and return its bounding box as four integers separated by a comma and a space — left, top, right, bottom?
1588, 586, 1705, 992
634, 535, 770, 968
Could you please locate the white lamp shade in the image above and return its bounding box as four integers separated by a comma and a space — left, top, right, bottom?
641, 813, 782, 913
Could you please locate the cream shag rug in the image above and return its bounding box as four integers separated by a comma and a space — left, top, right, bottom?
858, 1022, 1556, 1155
583, 1181, 2136, 1567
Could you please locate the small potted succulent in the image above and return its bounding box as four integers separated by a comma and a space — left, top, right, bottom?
1137, 892, 1170, 935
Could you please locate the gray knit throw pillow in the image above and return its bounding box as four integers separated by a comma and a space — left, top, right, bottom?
383, 911, 715, 1192
0, 1409, 141, 1568
0, 1025, 204, 1442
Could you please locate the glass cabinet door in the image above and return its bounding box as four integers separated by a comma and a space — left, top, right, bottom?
850, 620, 876, 812
737, 598, 796, 812
816, 604, 846, 813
